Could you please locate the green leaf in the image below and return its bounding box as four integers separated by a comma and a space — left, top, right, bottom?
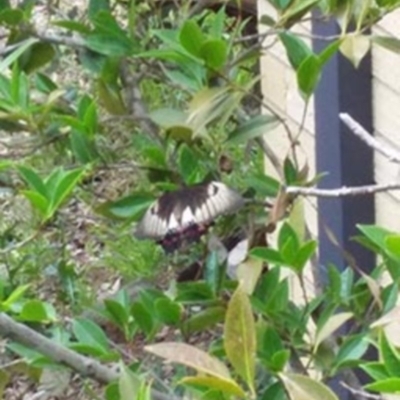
88, 0, 110, 21
178, 144, 199, 184
1, 284, 30, 311
179, 20, 204, 57
19, 300, 55, 322
227, 114, 279, 144
224, 285, 256, 393
0, 8, 23, 25
250, 247, 283, 264
246, 173, 280, 197
104, 299, 130, 329
283, 157, 297, 185
17, 166, 47, 198
364, 378, 400, 393
279, 372, 339, 400
97, 79, 126, 115
180, 376, 246, 398
21, 190, 48, 217
278, 222, 300, 258
181, 306, 225, 335
131, 302, 154, 336
119, 362, 141, 400
293, 240, 317, 272
314, 312, 353, 351
385, 235, 400, 260
334, 333, 369, 370
0, 38, 38, 73
279, 32, 314, 69
360, 362, 390, 381
155, 298, 181, 325
204, 251, 222, 295
357, 224, 393, 252
72, 318, 109, 352
280, 0, 320, 24
20, 42, 55, 74
297, 54, 321, 98
70, 131, 98, 164
48, 168, 85, 216
96, 193, 155, 220
200, 39, 228, 70
379, 330, 400, 377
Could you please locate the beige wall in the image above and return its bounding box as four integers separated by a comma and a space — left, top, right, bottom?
258, 2, 400, 238
372, 10, 400, 233
258, 1, 318, 239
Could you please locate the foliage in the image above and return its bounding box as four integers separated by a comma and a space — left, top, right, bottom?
0, 0, 400, 400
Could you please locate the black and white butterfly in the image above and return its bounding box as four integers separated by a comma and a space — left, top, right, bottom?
135, 181, 244, 252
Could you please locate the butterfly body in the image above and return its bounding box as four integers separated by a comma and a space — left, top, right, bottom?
135, 181, 244, 252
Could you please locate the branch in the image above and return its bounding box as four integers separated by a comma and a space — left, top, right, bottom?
339, 113, 400, 163
0, 313, 176, 400
285, 183, 400, 197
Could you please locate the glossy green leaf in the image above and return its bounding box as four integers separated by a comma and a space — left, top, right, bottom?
360, 362, 390, 381
155, 298, 181, 325
21, 42, 55, 74
224, 285, 256, 393
70, 131, 98, 164
72, 318, 109, 351
0, 8, 23, 25
96, 193, 155, 220
179, 144, 199, 184
379, 330, 400, 377
131, 302, 154, 336
227, 114, 279, 144
385, 235, 400, 260
1, 284, 30, 311
104, 299, 130, 328
279, 32, 313, 69
19, 300, 54, 322
297, 54, 321, 98
364, 378, 400, 393
0, 38, 38, 73
119, 362, 141, 400
250, 247, 283, 264
293, 240, 317, 272
21, 190, 48, 216
48, 168, 85, 215
200, 39, 228, 70
246, 173, 280, 197
179, 20, 204, 57
17, 166, 47, 197
334, 333, 369, 370
181, 306, 225, 335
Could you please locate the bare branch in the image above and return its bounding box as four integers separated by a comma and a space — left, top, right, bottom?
340, 113, 400, 163
286, 182, 400, 197
0, 313, 176, 400
340, 380, 382, 400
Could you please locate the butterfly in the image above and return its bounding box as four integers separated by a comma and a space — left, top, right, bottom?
135, 181, 244, 252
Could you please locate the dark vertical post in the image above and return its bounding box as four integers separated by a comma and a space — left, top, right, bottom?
312, 19, 375, 272
312, 17, 375, 400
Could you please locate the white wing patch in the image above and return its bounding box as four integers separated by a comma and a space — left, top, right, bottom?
135, 181, 244, 242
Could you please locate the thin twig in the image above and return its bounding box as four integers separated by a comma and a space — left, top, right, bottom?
340, 380, 382, 400
340, 113, 400, 163
285, 183, 400, 197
